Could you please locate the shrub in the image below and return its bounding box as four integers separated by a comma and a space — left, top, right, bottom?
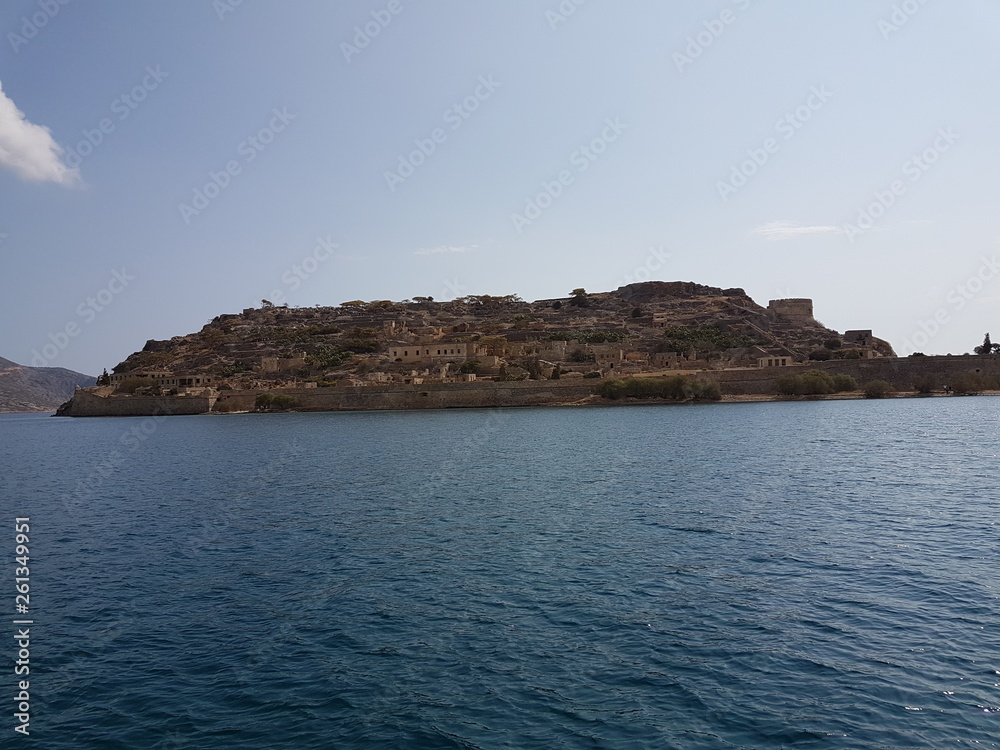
219, 361, 253, 377
595, 376, 720, 401
774, 370, 857, 396
342, 339, 379, 354
950, 372, 986, 394
576, 331, 629, 344
863, 380, 893, 399
831, 374, 858, 391
659, 325, 757, 353
255, 393, 298, 411
808, 349, 832, 361
459, 360, 482, 374
775, 370, 833, 395
583, 371, 602, 378
311, 346, 352, 369
913, 374, 938, 394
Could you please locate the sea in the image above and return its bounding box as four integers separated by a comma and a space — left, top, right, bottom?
1, 398, 998, 749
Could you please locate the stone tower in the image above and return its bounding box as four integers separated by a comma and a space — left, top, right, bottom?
767, 298, 814, 321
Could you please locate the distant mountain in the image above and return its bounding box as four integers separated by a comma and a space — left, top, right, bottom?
0, 357, 96, 412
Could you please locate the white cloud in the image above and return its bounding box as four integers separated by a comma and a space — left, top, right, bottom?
413, 244, 478, 256
0, 80, 79, 186
752, 221, 842, 241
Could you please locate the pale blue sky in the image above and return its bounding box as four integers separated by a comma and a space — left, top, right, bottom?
1, 0, 999, 375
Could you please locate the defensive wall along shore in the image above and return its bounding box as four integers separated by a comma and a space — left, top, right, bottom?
56, 356, 1000, 417
212, 380, 597, 412
58, 380, 599, 416
714, 355, 1000, 395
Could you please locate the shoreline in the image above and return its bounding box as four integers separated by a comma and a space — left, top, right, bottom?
49, 386, 1000, 418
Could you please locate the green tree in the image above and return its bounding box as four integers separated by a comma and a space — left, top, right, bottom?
863, 380, 893, 399
974, 332, 999, 355
568, 288, 589, 307
913, 374, 938, 394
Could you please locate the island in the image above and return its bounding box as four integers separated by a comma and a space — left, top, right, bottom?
55, 282, 1000, 417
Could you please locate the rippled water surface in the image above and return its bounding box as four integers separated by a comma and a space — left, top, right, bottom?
3, 398, 999, 748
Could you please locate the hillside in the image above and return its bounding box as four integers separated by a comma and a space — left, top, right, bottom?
0, 357, 96, 412
106, 282, 894, 389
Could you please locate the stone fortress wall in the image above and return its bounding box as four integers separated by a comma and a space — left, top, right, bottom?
57, 356, 1000, 416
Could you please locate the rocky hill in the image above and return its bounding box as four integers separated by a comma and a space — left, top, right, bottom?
0, 357, 96, 412
106, 282, 894, 388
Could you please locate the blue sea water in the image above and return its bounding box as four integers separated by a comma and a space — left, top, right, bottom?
2, 398, 999, 749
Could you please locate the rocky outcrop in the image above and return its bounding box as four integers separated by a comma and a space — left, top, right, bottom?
102, 281, 893, 387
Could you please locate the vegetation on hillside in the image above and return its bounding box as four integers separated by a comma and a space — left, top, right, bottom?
659, 326, 757, 354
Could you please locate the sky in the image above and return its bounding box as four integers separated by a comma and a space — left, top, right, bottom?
1, 0, 999, 376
